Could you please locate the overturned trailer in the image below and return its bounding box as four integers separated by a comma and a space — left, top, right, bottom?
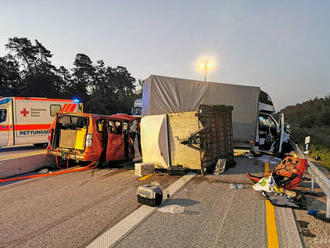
142, 75, 287, 153
141, 105, 233, 173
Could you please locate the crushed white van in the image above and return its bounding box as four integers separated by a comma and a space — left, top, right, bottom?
0, 97, 83, 147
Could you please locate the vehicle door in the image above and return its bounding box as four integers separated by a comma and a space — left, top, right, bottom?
257, 114, 278, 151
278, 113, 286, 154
0, 108, 9, 146
123, 121, 131, 158
96, 119, 108, 162
106, 119, 126, 161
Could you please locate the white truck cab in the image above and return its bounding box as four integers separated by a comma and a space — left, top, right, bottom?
254, 91, 288, 154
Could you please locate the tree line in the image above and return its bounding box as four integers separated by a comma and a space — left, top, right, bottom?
0, 37, 140, 114
281, 95, 330, 147
281, 95, 330, 128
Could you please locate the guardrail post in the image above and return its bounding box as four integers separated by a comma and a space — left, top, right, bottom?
292, 142, 330, 220
327, 197, 330, 219
310, 177, 315, 193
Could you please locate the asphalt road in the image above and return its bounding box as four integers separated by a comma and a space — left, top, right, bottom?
0, 145, 44, 156
116, 157, 268, 248
0, 164, 178, 248
0, 146, 48, 179
0, 150, 304, 248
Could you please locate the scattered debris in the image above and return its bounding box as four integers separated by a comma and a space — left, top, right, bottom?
263, 191, 306, 209
247, 155, 308, 209
38, 168, 49, 174
157, 205, 185, 214
304, 191, 324, 197
252, 176, 275, 193
137, 185, 163, 207
135, 163, 154, 177
229, 183, 244, 190
214, 159, 226, 175
308, 209, 319, 216
257, 155, 282, 165
247, 156, 307, 190
297, 221, 317, 238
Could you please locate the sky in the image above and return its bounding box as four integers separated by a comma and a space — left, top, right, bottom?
0, 0, 329, 110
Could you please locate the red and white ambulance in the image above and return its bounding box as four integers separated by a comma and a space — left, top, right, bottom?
0, 97, 83, 147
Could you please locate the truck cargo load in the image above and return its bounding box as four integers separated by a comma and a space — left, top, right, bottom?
142, 75, 260, 148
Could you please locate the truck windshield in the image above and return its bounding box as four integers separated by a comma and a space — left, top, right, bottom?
0, 109, 7, 123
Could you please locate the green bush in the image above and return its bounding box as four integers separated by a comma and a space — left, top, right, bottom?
309, 144, 330, 170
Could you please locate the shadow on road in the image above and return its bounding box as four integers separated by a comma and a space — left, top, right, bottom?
162, 198, 200, 207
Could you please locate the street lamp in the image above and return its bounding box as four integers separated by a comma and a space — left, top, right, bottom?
199, 62, 212, 82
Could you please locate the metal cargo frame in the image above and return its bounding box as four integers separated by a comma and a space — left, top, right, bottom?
198, 105, 233, 171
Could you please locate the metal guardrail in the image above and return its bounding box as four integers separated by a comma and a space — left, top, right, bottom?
292, 142, 330, 219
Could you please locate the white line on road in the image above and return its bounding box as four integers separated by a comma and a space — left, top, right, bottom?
86, 172, 196, 248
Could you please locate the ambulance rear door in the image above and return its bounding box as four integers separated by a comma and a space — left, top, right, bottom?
14, 98, 77, 145
0, 97, 13, 146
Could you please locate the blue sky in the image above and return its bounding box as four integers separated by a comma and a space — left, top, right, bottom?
1, 0, 329, 110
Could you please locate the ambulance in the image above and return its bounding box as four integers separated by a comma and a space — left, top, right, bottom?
0, 97, 83, 147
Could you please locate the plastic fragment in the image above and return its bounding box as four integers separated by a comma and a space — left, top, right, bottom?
229, 183, 244, 189
157, 205, 185, 214
308, 209, 319, 216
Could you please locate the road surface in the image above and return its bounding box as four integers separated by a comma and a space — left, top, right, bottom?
0, 148, 303, 248
0, 145, 48, 179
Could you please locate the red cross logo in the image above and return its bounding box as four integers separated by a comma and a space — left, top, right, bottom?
20, 108, 29, 117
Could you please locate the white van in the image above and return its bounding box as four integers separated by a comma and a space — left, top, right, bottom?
0, 97, 83, 147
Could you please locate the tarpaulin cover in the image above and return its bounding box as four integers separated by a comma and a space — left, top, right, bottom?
142, 75, 260, 146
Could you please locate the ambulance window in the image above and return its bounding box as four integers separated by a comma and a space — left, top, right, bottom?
0, 109, 7, 123
50, 104, 61, 116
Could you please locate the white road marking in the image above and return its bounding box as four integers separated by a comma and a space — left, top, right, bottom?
86, 172, 196, 248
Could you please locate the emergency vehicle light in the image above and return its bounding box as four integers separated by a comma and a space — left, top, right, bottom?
0, 97, 11, 105
73, 98, 80, 103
